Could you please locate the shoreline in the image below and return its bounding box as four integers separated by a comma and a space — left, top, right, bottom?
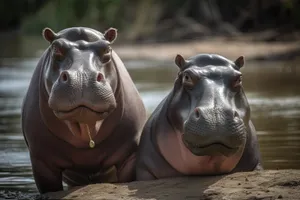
46, 169, 300, 200
113, 37, 300, 62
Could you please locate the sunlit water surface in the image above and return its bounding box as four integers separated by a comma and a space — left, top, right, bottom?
0, 40, 299, 198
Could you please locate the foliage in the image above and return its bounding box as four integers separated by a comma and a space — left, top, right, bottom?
282, 0, 300, 27
17, 0, 300, 37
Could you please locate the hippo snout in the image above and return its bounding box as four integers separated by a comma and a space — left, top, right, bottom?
182, 106, 246, 156
193, 107, 240, 122
48, 69, 116, 123
59, 70, 104, 84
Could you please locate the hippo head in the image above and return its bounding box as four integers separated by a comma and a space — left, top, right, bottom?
168, 54, 249, 158
42, 27, 118, 142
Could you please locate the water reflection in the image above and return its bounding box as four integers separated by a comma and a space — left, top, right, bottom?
0, 55, 299, 195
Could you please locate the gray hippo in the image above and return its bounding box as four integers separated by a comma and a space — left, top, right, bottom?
136, 54, 262, 180
21, 27, 146, 193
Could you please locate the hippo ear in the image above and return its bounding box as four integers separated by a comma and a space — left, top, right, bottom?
234, 56, 245, 70
42, 28, 57, 43
104, 28, 117, 43
175, 54, 186, 70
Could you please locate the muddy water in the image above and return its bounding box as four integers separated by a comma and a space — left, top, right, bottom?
0, 47, 299, 198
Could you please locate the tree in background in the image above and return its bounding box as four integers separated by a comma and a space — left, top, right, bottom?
1, 0, 299, 42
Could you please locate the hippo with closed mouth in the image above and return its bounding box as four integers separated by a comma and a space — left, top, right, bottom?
136, 53, 262, 180
21, 27, 146, 193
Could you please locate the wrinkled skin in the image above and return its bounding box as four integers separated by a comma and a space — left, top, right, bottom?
21, 27, 146, 193
136, 54, 262, 180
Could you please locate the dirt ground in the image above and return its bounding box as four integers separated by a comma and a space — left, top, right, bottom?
113, 37, 300, 62
45, 170, 300, 200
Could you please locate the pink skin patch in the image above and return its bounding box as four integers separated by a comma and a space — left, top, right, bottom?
157, 131, 244, 175
97, 73, 104, 82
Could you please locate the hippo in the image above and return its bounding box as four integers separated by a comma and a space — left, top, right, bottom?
21, 27, 146, 193
136, 54, 262, 180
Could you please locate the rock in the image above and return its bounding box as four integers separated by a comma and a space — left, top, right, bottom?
45, 170, 300, 200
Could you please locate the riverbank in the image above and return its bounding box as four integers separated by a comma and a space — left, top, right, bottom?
1, 32, 299, 63
45, 170, 300, 200
113, 36, 300, 63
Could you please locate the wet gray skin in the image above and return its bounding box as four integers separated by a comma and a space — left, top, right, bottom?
136, 54, 262, 180
45, 28, 118, 123
178, 56, 247, 156
21, 27, 146, 193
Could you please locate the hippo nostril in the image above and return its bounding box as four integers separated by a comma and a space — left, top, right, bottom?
60, 71, 68, 82
233, 111, 240, 119
194, 108, 201, 119
96, 73, 104, 82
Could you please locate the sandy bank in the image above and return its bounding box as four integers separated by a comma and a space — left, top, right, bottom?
46, 169, 300, 200
113, 38, 300, 62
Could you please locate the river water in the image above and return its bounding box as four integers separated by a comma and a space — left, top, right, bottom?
0, 37, 299, 199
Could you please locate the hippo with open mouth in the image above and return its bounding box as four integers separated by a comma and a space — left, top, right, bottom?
136, 53, 262, 180
21, 27, 146, 193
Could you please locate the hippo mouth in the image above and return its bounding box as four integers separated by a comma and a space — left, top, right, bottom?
65, 120, 104, 143
182, 134, 240, 157
53, 105, 114, 123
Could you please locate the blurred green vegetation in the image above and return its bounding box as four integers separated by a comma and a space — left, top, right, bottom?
1, 0, 300, 42
283, 0, 300, 27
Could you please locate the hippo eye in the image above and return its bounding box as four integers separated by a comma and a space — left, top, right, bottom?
182, 73, 194, 87
184, 75, 190, 81
98, 47, 111, 63
100, 46, 111, 55
232, 75, 242, 89
53, 46, 64, 61
104, 46, 111, 54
